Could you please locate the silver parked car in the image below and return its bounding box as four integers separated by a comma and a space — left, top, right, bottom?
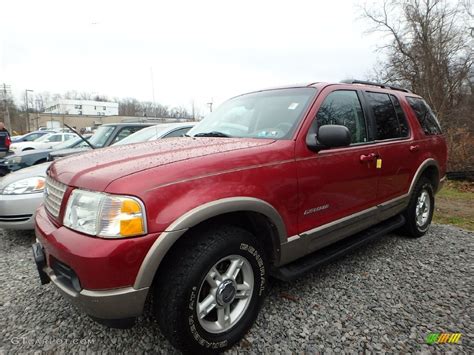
0, 122, 195, 230
0, 162, 50, 230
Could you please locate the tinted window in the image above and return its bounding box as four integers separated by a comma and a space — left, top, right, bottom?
366, 92, 404, 140
406, 97, 442, 135
316, 90, 367, 144
163, 127, 191, 138
390, 95, 409, 137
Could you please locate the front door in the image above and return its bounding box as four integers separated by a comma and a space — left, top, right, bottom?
296, 89, 380, 252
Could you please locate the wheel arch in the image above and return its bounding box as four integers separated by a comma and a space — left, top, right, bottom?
134, 197, 287, 289
409, 158, 441, 195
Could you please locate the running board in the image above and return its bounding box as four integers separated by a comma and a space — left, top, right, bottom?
271, 215, 405, 281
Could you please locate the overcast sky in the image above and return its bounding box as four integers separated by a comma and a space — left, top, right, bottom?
0, 0, 382, 113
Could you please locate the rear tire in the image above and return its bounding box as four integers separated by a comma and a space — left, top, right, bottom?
154, 225, 268, 354
401, 177, 434, 238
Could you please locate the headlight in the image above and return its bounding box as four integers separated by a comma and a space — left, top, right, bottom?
1, 177, 45, 195
6, 156, 22, 165
63, 189, 146, 238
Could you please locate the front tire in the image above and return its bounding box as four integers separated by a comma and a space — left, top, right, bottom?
401, 177, 435, 238
154, 225, 267, 354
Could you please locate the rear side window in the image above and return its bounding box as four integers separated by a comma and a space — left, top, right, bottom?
390, 95, 410, 137
48, 135, 62, 142
316, 90, 368, 144
406, 97, 442, 135
365, 92, 407, 140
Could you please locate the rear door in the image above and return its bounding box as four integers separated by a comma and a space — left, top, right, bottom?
362, 91, 414, 203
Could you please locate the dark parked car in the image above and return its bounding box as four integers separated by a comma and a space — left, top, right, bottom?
48, 123, 153, 161
0, 135, 92, 175
0, 131, 11, 161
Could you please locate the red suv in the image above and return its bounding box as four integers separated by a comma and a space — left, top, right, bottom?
33, 81, 447, 353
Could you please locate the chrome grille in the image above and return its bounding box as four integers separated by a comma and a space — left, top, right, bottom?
44, 177, 67, 218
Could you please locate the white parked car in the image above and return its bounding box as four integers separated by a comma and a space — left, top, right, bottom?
9, 133, 76, 153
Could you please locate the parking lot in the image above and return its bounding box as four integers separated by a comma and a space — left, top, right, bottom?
0, 224, 472, 353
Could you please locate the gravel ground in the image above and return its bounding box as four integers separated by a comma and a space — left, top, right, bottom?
0, 224, 472, 354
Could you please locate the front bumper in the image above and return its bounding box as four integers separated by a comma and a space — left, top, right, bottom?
34, 206, 158, 320
0, 192, 43, 230
33, 242, 148, 319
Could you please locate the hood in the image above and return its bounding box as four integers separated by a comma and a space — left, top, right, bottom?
49, 138, 274, 190
0, 162, 51, 189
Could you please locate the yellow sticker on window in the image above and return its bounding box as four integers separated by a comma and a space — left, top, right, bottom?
376, 158, 382, 169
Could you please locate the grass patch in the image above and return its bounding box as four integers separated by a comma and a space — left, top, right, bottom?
433, 214, 474, 231
437, 181, 474, 200
433, 180, 473, 231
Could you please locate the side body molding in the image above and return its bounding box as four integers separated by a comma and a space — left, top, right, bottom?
134, 197, 287, 289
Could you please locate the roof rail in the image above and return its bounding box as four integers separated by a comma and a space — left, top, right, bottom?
340, 79, 411, 93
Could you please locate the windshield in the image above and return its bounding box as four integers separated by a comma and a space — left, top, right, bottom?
88, 126, 115, 148
187, 88, 316, 140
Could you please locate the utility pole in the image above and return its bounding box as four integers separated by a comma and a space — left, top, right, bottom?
25, 89, 33, 132
1, 84, 12, 132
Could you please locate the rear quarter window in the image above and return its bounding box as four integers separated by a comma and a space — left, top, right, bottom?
406, 97, 442, 135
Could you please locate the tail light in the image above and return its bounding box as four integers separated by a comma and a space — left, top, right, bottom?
5, 136, 11, 149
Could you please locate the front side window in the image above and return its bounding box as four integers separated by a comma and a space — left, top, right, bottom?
406, 97, 442, 135
88, 126, 115, 148
316, 90, 368, 144
188, 88, 316, 140
112, 127, 144, 144
365, 92, 405, 140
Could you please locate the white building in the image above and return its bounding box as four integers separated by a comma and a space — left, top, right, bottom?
44, 99, 119, 116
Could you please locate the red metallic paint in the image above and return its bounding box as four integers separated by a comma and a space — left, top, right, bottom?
36, 82, 447, 291
36, 206, 159, 289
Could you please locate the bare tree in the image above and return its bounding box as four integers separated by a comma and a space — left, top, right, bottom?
361, 0, 473, 171
361, 0, 472, 124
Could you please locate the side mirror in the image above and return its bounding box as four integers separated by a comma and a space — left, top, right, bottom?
306, 125, 351, 151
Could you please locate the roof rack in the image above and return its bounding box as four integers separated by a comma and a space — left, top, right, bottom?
340, 79, 411, 93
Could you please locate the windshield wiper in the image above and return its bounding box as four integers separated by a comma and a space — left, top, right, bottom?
64, 124, 96, 150
193, 131, 232, 138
